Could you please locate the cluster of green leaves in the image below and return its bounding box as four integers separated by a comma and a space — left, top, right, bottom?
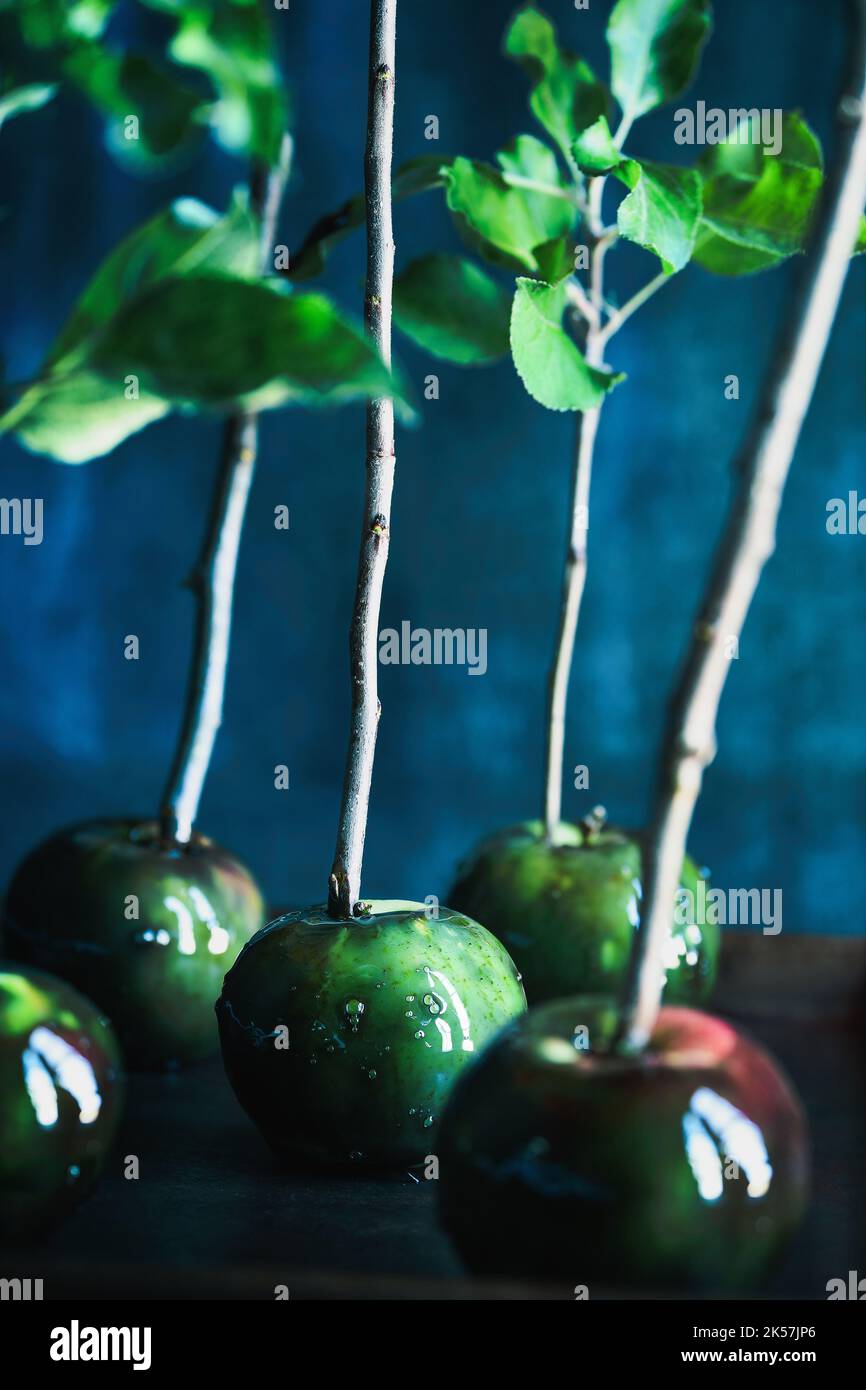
4, 1, 863, 465
0, 2, 413, 464
0, 193, 410, 462
0, 0, 286, 167
292, 0, 865, 414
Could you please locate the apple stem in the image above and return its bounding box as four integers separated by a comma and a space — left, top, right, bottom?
542, 177, 610, 843
579, 805, 607, 845
159, 137, 292, 846
616, 2, 866, 1053
328, 0, 397, 919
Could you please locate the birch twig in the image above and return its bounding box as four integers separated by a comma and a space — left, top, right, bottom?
159, 136, 292, 844
617, 0, 866, 1051
328, 0, 398, 917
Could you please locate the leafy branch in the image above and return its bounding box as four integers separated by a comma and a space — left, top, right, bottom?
316, 1, 866, 852
328, 0, 398, 919
283, 1, 866, 850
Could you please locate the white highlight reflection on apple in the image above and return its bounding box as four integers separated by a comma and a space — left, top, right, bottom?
22, 1025, 102, 1128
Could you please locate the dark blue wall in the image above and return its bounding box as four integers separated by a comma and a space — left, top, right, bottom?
1, 0, 864, 934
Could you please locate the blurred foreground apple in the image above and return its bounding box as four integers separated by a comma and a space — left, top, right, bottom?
0, 963, 123, 1241
437, 999, 807, 1291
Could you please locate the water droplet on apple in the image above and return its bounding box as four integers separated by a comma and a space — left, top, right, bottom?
345, 999, 365, 1032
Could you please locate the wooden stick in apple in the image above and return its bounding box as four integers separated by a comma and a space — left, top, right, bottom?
328, 0, 397, 918
618, 0, 866, 1052
160, 139, 293, 845
541, 193, 605, 842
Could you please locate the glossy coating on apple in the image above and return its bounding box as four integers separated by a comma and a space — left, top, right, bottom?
437, 999, 808, 1292
447, 815, 719, 1005
4, 819, 265, 1069
0, 963, 123, 1242
217, 901, 526, 1169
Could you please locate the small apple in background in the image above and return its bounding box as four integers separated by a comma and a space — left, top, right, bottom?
0, 963, 123, 1242
437, 999, 807, 1292
447, 810, 719, 1006
217, 900, 526, 1169
4, 818, 264, 1069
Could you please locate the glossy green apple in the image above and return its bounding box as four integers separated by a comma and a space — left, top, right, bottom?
4, 818, 265, 1069
438, 999, 808, 1292
217, 900, 526, 1169
0, 963, 123, 1241
447, 817, 719, 1005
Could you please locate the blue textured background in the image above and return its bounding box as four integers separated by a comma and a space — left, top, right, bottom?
1, 0, 864, 933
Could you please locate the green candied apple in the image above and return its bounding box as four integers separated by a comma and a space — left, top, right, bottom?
0, 963, 123, 1241
4, 818, 265, 1069
447, 814, 719, 1005
216, 900, 526, 1169
437, 998, 808, 1292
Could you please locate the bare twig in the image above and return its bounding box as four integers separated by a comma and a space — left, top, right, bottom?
328, 0, 397, 917
542, 373, 602, 839
617, 0, 866, 1051
542, 209, 609, 837
159, 136, 292, 844
613, 112, 635, 152
599, 269, 669, 348
565, 277, 598, 330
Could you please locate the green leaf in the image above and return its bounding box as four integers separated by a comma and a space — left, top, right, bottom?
157, 0, 287, 164
615, 159, 702, 273
572, 114, 622, 174
504, 4, 607, 161
393, 254, 510, 364
290, 156, 449, 281
532, 234, 576, 283
510, 278, 624, 411
2, 278, 411, 462
1, 371, 169, 465
47, 194, 260, 364
496, 131, 575, 217
0, 82, 57, 132
694, 113, 828, 275
92, 279, 411, 413
63, 45, 205, 168
607, 0, 712, 129
444, 152, 574, 273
